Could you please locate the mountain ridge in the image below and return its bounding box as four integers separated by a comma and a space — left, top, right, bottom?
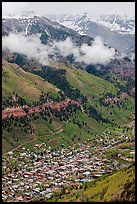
48, 13, 135, 54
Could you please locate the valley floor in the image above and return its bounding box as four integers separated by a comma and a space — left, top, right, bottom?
2, 128, 135, 202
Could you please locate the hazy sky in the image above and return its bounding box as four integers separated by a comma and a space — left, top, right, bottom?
2, 2, 135, 17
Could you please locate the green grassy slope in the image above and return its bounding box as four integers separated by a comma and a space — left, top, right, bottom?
51, 62, 135, 126
47, 164, 135, 202
2, 60, 135, 154
67, 67, 134, 125
2, 110, 105, 154
2, 59, 59, 103
2, 127, 34, 154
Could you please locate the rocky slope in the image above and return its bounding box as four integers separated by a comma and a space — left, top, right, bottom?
49, 13, 135, 54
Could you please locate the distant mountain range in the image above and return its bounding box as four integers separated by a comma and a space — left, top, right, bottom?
2, 15, 93, 45
48, 13, 135, 55
98, 14, 135, 34
2, 14, 135, 79
2, 12, 135, 55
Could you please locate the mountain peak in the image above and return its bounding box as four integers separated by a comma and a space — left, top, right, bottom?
81, 13, 91, 20
74, 13, 92, 25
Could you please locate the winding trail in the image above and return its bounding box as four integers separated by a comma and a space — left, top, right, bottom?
46, 136, 62, 144
3, 125, 64, 156
3, 135, 37, 156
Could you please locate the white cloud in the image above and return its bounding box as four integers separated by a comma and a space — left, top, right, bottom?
53, 36, 115, 65
53, 37, 80, 58
2, 34, 115, 66
77, 37, 115, 64
2, 33, 53, 65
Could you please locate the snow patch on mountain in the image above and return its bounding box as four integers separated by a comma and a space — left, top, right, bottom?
97, 14, 135, 35
49, 13, 135, 35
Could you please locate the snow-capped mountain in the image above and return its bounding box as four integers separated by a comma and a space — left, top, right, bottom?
98, 14, 135, 35
48, 13, 135, 54
49, 13, 135, 35
2, 15, 94, 68
2, 15, 93, 45
2, 14, 134, 78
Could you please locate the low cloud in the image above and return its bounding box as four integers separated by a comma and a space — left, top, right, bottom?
78, 37, 115, 64
2, 33, 115, 66
2, 33, 53, 65
53, 37, 80, 59
53, 36, 115, 65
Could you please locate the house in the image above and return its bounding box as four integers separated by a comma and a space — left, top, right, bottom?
17, 196, 23, 201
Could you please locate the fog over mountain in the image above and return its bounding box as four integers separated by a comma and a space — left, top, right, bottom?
2, 14, 134, 75
2, 2, 134, 56
2, 33, 115, 66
